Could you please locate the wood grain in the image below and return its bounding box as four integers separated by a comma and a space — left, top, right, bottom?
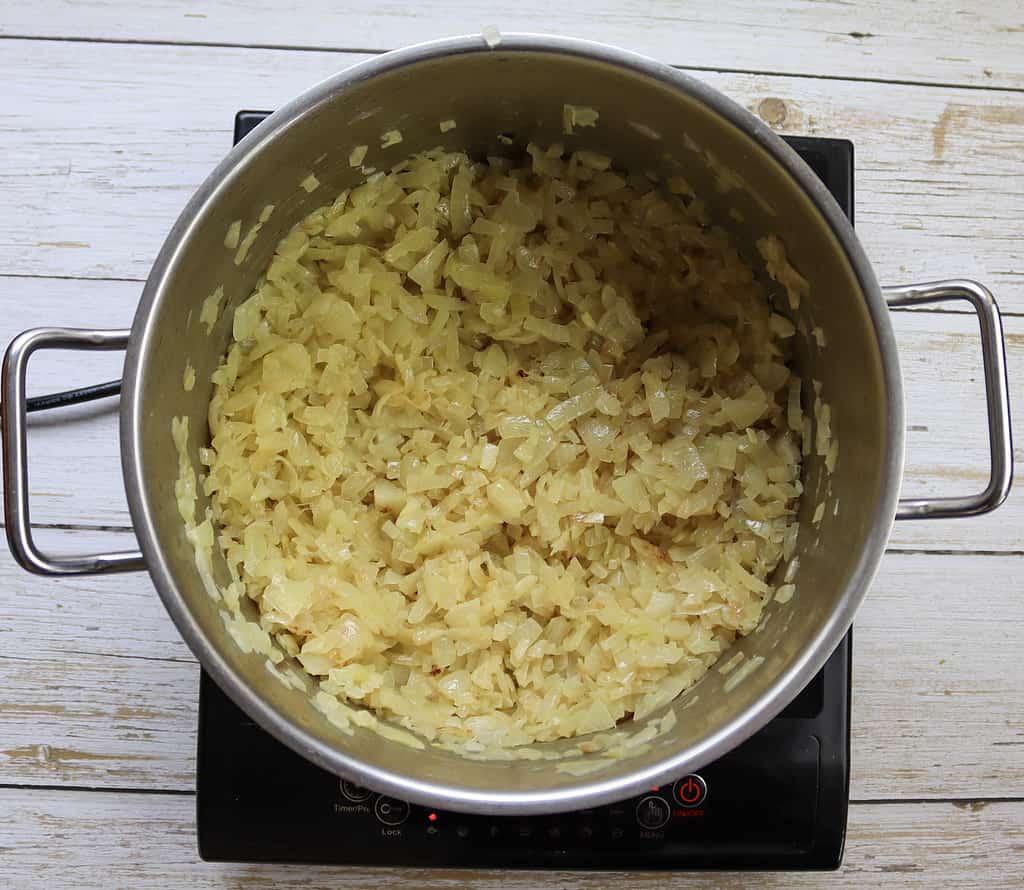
850, 554, 1024, 799
1, 40, 1023, 315
1, 528, 189, 662
3, 540, 1021, 800
1, 788, 1021, 888
1, 276, 1019, 551
3, 0, 1024, 90
0, 653, 198, 790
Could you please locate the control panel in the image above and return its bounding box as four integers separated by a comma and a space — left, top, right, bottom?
197, 630, 848, 869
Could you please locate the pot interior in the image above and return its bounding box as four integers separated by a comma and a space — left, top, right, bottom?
126, 37, 898, 812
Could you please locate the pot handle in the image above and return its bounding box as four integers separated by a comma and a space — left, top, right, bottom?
883, 280, 1014, 520
2, 327, 146, 574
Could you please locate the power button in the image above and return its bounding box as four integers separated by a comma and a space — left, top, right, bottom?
673, 774, 707, 808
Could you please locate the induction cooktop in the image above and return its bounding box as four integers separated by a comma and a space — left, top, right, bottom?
196, 111, 854, 871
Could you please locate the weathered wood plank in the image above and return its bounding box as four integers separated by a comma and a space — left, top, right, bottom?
1, 40, 1023, 314
2, 542, 1021, 800
0, 653, 198, 790
1, 788, 1021, 887
1, 276, 1019, 551
1, 528, 190, 663
850, 554, 1024, 799
2, 0, 1023, 90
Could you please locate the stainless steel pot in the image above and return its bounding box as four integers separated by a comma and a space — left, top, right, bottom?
2, 35, 1013, 814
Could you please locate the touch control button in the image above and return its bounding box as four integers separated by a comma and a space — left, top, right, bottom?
339, 779, 373, 803
635, 795, 671, 830
374, 795, 411, 826
673, 774, 707, 808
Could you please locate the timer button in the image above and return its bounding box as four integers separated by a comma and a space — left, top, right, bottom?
673, 774, 707, 808
635, 795, 671, 830
339, 779, 373, 803
374, 796, 411, 826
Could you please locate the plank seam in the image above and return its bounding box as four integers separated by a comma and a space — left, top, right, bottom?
1, 34, 1022, 96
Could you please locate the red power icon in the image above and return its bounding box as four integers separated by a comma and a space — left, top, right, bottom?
674, 775, 707, 808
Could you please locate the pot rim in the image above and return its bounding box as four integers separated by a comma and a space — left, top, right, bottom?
121, 32, 904, 814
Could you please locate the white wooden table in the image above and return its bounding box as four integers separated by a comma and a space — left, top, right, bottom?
1, 3, 1022, 886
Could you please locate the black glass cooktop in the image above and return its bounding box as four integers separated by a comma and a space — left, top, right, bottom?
196, 112, 854, 871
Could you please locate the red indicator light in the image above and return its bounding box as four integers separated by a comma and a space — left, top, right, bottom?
428, 812, 438, 822
651, 786, 660, 792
